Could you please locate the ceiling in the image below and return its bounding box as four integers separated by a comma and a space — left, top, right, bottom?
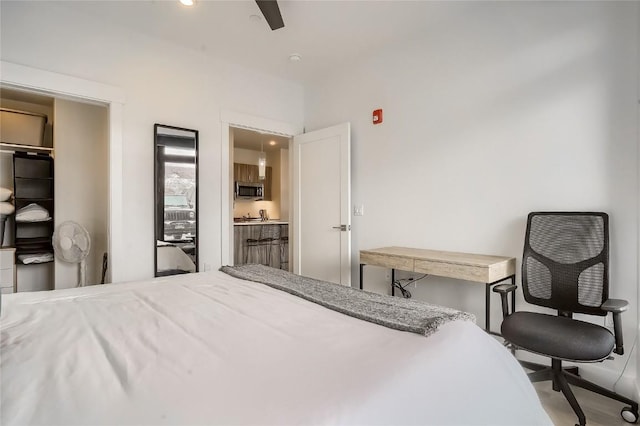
61, 0, 455, 84
233, 127, 289, 152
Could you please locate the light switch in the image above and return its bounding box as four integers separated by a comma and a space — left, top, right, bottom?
354, 204, 364, 216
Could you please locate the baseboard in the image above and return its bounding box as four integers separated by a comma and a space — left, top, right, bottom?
516, 351, 638, 402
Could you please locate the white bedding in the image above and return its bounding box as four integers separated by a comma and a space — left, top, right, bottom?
0, 271, 552, 425
156, 241, 196, 273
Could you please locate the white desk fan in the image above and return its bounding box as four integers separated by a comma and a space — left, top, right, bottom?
53, 221, 91, 287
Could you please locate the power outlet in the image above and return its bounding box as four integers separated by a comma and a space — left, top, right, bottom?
385, 270, 391, 280
204, 263, 211, 272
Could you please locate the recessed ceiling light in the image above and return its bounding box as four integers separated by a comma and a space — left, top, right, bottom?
289, 53, 302, 62
269, 141, 277, 146
179, 0, 195, 6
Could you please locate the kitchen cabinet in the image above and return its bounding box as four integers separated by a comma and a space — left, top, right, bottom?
234, 163, 254, 183
264, 166, 272, 201
234, 223, 288, 269
234, 162, 272, 201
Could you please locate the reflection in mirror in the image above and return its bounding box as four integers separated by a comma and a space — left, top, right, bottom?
154, 124, 198, 277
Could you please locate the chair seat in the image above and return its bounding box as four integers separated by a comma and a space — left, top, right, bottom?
501, 311, 614, 362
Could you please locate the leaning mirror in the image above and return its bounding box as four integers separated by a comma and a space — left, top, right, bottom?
154, 124, 198, 277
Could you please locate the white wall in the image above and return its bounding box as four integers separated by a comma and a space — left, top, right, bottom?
280, 148, 290, 221
304, 2, 639, 394
0, 1, 304, 281
54, 98, 108, 288
637, 1, 640, 401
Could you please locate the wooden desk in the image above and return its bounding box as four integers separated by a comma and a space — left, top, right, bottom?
359, 247, 516, 334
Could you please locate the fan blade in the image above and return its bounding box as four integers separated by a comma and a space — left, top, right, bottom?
255, 0, 284, 31
59, 224, 75, 239
60, 236, 73, 251
75, 233, 89, 252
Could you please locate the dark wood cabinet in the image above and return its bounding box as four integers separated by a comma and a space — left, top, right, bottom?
234, 163, 254, 183
264, 166, 272, 201
234, 224, 288, 269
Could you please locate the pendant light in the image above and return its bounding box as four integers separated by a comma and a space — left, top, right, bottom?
258, 142, 266, 180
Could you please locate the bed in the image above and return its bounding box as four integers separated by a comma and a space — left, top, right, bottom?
0, 266, 552, 425
156, 240, 196, 276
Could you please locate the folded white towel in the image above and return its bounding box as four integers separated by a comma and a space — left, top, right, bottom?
16, 203, 50, 221
18, 252, 54, 264
0, 202, 15, 216
0, 187, 12, 202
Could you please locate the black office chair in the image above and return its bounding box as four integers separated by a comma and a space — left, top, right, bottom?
494, 212, 638, 426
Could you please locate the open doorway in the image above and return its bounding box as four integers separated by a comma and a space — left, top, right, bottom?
229, 127, 292, 270
0, 87, 109, 291
1, 61, 125, 284
220, 112, 351, 285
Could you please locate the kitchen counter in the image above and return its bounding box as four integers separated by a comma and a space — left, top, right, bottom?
233, 220, 288, 226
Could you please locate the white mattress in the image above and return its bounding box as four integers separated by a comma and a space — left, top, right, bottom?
0, 271, 552, 425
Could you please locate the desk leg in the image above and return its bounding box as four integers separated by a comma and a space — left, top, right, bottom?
511, 275, 516, 313
359, 263, 364, 290
391, 269, 395, 297
485, 283, 491, 333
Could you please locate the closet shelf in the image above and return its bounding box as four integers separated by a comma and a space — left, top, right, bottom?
14, 176, 54, 180
0, 142, 53, 155
16, 249, 54, 257
15, 218, 53, 224
16, 257, 54, 265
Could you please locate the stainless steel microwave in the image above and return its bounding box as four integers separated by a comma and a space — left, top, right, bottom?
235, 181, 264, 200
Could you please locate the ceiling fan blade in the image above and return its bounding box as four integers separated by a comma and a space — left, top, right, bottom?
255, 0, 284, 31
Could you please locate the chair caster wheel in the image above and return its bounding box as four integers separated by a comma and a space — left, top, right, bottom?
621, 407, 638, 423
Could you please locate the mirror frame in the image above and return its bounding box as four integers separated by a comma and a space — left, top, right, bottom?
153, 123, 199, 277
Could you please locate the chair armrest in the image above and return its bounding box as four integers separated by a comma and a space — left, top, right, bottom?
492, 284, 517, 294
601, 299, 628, 313
492, 284, 517, 319
602, 299, 628, 355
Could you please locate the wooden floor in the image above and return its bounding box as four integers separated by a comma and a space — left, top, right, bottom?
535, 382, 632, 426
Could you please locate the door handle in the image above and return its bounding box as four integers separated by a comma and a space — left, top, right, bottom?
332, 225, 350, 231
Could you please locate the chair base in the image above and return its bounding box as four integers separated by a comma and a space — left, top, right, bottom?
520, 359, 579, 382
522, 358, 638, 426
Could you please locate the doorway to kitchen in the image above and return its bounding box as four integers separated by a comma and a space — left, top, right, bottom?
220, 112, 351, 286
229, 127, 292, 271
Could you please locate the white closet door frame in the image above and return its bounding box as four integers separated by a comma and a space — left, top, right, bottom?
0, 61, 125, 283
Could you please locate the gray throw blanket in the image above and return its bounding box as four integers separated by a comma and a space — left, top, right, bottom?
220, 264, 475, 337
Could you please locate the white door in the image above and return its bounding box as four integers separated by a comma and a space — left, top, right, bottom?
292, 123, 351, 285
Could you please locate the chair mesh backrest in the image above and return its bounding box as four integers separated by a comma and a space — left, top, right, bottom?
522, 212, 608, 316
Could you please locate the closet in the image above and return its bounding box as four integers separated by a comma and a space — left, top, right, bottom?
0, 88, 109, 291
